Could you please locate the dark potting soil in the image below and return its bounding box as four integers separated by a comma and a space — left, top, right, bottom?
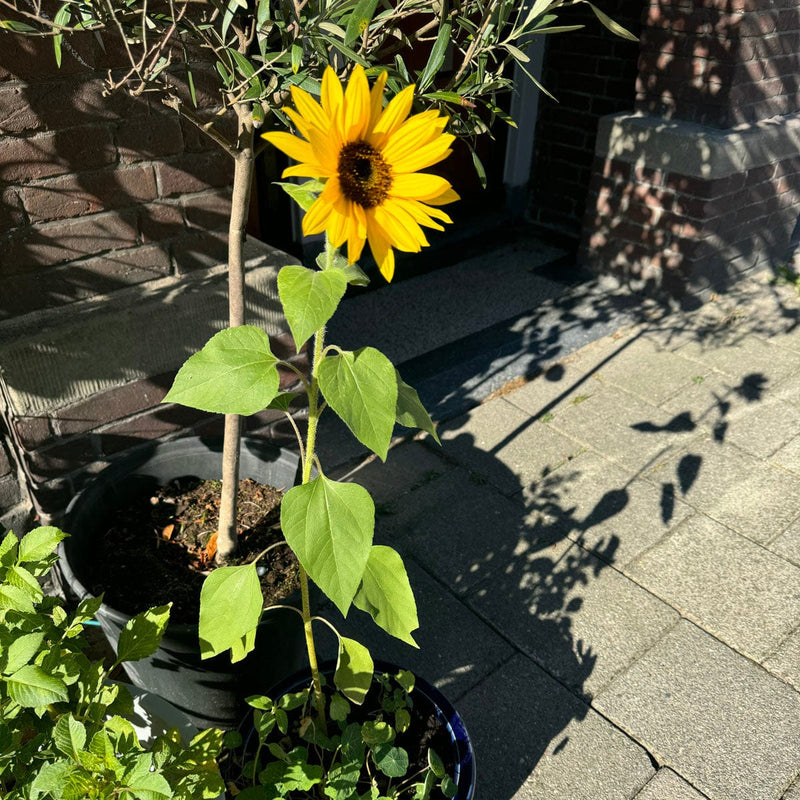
85, 477, 300, 624
229, 673, 457, 799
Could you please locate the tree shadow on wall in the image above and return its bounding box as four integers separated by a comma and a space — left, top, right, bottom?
585, 1, 800, 298
0, 32, 240, 323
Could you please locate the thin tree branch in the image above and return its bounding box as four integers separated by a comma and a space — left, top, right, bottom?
162, 94, 239, 156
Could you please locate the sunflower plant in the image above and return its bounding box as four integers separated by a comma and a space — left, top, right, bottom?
162, 65, 462, 796
1, 0, 634, 565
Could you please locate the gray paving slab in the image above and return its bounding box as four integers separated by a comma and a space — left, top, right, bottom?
783, 776, 800, 800
675, 334, 800, 391
774, 369, 800, 410
633, 769, 709, 800
314, 558, 516, 702
720, 398, 800, 459
771, 433, 800, 477
589, 335, 712, 407
763, 625, 800, 693
440, 398, 586, 498
626, 513, 800, 662
544, 385, 698, 474
527, 449, 694, 567
595, 620, 800, 800
330, 439, 451, 506
646, 433, 800, 544
457, 654, 654, 800
466, 541, 679, 697
378, 467, 556, 596
770, 517, 800, 567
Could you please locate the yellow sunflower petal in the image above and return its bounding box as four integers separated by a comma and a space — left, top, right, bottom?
321, 66, 344, 119
284, 107, 312, 140
369, 71, 388, 127
425, 187, 461, 206
374, 202, 428, 252
282, 163, 334, 179
347, 202, 367, 264
416, 201, 453, 224
389, 197, 444, 231
343, 64, 371, 142
390, 135, 455, 174
302, 192, 336, 236
381, 110, 443, 159
369, 84, 415, 146
290, 84, 330, 133
389, 172, 453, 202
366, 211, 395, 282
262, 131, 314, 164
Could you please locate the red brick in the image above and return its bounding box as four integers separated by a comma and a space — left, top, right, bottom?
0, 126, 116, 182
183, 190, 232, 231
138, 201, 185, 243
156, 154, 234, 197
0, 474, 22, 510
116, 108, 184, 163
0, 245, 171, 318
53, 374, 174, 438
27, 436, 98, 481
1, 186, 27, 229
0, 444, 12, 477
21, 166, 159, 223
0, 210, 138, 270
98, 405, 209, 456
172, 230, 229, 272
12, 416, 52, 450
0, 34, 96, 82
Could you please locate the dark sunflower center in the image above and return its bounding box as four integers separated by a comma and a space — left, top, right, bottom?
337, 141, 392, 208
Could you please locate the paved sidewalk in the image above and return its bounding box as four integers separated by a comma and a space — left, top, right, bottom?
322, 270, 800, 800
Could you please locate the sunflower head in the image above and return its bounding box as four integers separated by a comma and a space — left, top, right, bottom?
263, 65, 459, 282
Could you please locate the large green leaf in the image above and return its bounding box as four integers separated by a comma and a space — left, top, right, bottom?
276, 179, 324, 213
354, 546, 419, 647
198, 564, 263, 660
281, 476, 373, 615
395, 371, 439, 443
163, 326, 279, 415
7, 664, 68, 707
116, 605, 170, 664
54, 715, 87, 760
278, 265, 348, 351
18, 526, 67, 563
0, 584, 34, 613
318, 348, 397, 461
334, 636, 373, 705
3, 631, 44, 674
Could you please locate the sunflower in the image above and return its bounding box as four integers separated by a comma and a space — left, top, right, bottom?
262, 65, 459, 281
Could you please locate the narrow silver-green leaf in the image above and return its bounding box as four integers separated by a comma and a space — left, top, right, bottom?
278, 265, 348, 351
418, 14, 452, 92
164, 326, 279, 415
587, 2, 639, 41
335, 636, 373, 705
318, 348, 397, 461
353, 546, 419, 647
199, 564, 263, 660
281, 476, 373, 616
344, 0, 379, 45
116, 604, 170, 664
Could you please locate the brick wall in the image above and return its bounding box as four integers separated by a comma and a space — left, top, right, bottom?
0, 34, 234, 321
636, 0, 800, 127
527, 0, 642, 235
580, 0, 800, 298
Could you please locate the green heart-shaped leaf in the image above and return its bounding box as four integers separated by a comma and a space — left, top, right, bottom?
281, 476, 373, 615
318, 348, 397, 460
164, 325, 279, 415
354, 546, 419, 647
116, 604, 171, 664
335, 637, 373, 705
395, 371, 439, 444
278, 265, 347, 351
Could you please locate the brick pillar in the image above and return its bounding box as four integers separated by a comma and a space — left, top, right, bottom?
579, 0, 800, 298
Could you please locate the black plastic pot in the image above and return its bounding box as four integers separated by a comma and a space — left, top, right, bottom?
58, 436, 308, 729
240, 659, 476, 799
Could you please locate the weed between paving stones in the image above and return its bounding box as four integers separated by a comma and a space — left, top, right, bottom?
85, 478, 299, 623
